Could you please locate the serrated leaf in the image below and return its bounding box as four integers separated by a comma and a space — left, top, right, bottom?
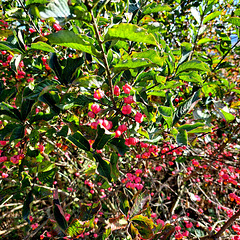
47, 31, 100, 57
176, 129, 188, 146
177, 60, 210, 74
31, 42, 55, 52
105, 23, 158, 46
67, 131, 90, 151
94, 153, 112, 182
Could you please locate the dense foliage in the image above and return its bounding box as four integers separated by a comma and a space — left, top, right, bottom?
0, 0, 240, 239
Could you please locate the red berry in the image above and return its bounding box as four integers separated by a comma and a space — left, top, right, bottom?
53, 23, 62, 31
175, 98, 179, 102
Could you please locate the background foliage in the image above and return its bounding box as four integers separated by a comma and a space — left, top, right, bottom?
0, 0, 240, 239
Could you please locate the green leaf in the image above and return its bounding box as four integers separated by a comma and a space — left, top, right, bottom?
25, 80, 59, 100
226, 17, 240, 27
197, 38, 217, 45
49, 53, 62, 81
57, 125, 69, 137
92, 125, 115, 150
67, 131, 90, 151
109, 138, 129, 156
65, 219, 84, 237
173, 90, 201, 126
53, 188, 68, 232
130, 191, 150, 218
22, 191, 34, 223
0, 41, 23, 54
176, 129, 188, 146
151, 224, 175, 240
220, 109, 235, 122
38, 168, 57, 185
0, 123, 18, 140
203, 11, 222, 24
105, 23, 158, 46
114, 50, 165, 72
142, 3, 171, 15
0, 103, 22, 122
158, 106, 173, 128
131, 215, 155, 239
10, 125, 25, 142
29, 113, 56, 123
39, 92, 60, 114
94, 153, 112, 182
178, 72, 203, 84
72, 75, 103, 88
178, 122, 205, 131
47, 31, 100, 57
26, 0, 48, 5
31, 42, 55, 52
177, 60, 210, 74
110, 152, 120, 182
39, 0, 71, 24
78, 201, 101, 221
37, 161, 55, 173
61, 57, 84, 85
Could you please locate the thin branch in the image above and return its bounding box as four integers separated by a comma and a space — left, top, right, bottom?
17, 0, 41, 34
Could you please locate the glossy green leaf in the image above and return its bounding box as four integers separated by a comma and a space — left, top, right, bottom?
158, 106, 173, 128
178, 122, 205, 131
31, 42, 55, 52
94, 153, 112, 182
203, 11, 221, 24
39, 0, 71, 24
176, 129, 188, 146
57, 125, 69, 137
29, 113, 56, 123
0, 41, 23, 54
220, 109, 235, 122
0, 123, 18, 140
109, 138, 129, 156
67, 131, 90, 151
92, 125, 114, 150
177, 60, 210, 74
173, 90, 201, 125
197, 38, 217, 45
10, 125, 25, 142
191, 7, 201, 24
49, 53, 62, 81
105, 23, 158, 46
22, 191, 34, 224
47, 31, 100, 57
